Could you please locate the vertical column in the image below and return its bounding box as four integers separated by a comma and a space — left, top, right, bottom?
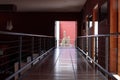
93, 4, 98, 61
86, 16, 89, 53
92, 8, 95, 60
55, 21, 60, 47
118, 0, 120, 75
110, 0, 117, 73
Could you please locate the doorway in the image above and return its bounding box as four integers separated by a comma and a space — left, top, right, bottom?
55, 21, 77, 47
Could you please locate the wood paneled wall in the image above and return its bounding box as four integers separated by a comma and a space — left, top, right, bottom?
80, 0, 108, 68
118, 0, 120, 75
110, 0, 117, 73
79, 0, 120, 75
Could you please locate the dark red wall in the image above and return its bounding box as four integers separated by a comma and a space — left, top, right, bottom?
0, 12, 81, 36
60, 21, 77, 45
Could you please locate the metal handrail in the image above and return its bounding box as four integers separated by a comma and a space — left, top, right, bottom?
77, 48, 117, 80
5, 47, 54, 80
0, 31, 55, 80
77, 33, 119, 38
77, 33, 119, 80
0, 31, 54, 38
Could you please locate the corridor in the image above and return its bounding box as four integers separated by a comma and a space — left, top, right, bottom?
20, 47, 106, 80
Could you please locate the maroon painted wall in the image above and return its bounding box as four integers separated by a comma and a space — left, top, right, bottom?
0, 12, 81, 36
60, 21, 77, 45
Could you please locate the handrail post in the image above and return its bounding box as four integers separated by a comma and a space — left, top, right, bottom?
105, 36, 109, 78
39, 38, 41, 56
46, 38, 48, 50
49, 38, 51, 48
78, 38, 79, 48
19, 36, 22, 77
49, 38, 51, 49
81, 38, 83, 50
0, 31, 55, 80
31, 37, 34, 66
44, 38, 45, 52
88, 37, 91, 57
95, 37, 98, 62
75, 39, 77, 48
39, 37, 42, 61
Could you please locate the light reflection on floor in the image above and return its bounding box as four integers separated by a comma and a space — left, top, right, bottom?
21, 47, 108, 80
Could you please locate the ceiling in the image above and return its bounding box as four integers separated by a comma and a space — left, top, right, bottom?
0, 0, 87, 12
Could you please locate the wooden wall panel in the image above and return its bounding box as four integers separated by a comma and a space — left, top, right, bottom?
80, 0, 108, 68
110, 0, 117, 73
91, 5, 98, 59
92, 8, 95, 59
82, 0, 98, 20
118, 0, 120, 75
98, 19, 108, 68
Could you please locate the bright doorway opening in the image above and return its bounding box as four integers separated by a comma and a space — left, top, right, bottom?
55, 21, 77, 47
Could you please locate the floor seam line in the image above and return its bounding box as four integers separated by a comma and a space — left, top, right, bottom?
69, 48, 77, 80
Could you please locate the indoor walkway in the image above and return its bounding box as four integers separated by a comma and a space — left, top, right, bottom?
20, 47, 106, 80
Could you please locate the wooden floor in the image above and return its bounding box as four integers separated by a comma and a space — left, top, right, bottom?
20, 47, 106, 80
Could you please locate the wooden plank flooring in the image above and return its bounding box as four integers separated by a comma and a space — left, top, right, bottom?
20, 47, 106, 80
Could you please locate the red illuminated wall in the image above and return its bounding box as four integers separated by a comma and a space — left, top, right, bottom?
60, 21, 77, 46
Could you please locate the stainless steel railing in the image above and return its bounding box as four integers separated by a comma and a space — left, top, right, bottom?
0, 31, 55, 80
77, 33, 119, 80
